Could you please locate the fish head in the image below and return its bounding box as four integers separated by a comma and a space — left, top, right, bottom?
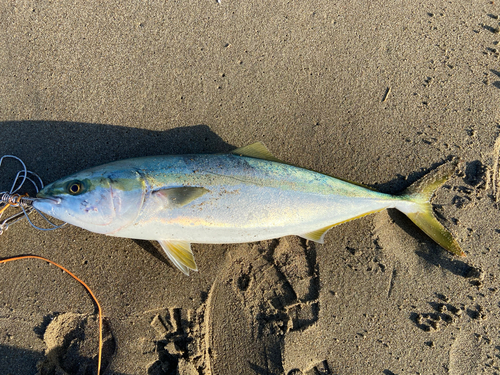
33, 166, 144, 234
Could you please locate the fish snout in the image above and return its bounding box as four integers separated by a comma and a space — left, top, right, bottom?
35, 192, 62, 205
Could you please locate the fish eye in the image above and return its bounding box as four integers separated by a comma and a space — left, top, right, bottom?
67, 181, 83, 195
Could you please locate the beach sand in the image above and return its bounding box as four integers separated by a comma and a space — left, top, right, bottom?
1, 1, 500, 374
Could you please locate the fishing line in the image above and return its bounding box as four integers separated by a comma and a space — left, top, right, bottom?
0, 255, 103, 375
0, 155, 103, 375
0, 155, 66, 233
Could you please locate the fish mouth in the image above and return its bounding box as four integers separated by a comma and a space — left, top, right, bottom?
35, 193, 62, 204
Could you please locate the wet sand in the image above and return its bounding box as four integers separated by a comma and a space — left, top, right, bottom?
1, 1, 500, 374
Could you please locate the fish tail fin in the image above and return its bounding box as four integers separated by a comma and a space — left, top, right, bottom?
398, 159, 464, 257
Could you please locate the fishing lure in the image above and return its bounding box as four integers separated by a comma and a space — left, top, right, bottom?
28, 142, 463, 275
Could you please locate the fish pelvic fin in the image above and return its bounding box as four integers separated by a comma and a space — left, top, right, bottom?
399, 159, 464, 257
158, 240, 198, 275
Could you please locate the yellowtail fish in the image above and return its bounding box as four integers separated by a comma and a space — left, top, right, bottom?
33, 142, 463, 275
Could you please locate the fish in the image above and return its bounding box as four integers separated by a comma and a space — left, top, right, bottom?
33, 142, 464, 275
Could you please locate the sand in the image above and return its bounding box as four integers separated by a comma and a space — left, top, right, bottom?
1, 0, 500, 374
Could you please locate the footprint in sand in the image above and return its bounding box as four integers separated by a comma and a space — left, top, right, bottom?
146, 307, 202, 375
146, 237, 322, 374
204, 237, 320, 374
449, 331, 482, 375
36, 312, 115, 375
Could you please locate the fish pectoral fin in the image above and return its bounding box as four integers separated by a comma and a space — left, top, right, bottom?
153, 187, 209, 208
299, 225, 335, 244
158, 240, 198, 276
231, 142, 283, 163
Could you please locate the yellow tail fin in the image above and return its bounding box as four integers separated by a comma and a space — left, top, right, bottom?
401, 160, 464, 257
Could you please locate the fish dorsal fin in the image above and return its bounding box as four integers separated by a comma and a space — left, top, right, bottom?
158, 240, 198, 275
299, 225, 335, 244
231, 142, 283, 163
153, 187, 208, 208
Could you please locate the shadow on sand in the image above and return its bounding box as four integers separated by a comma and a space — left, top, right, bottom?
0, 121, 477, 374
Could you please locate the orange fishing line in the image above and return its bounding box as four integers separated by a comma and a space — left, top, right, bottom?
0, 255, 103, 375
0, 205, 9, 215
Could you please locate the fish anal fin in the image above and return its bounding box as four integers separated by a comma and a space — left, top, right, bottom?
158, 240, 198, 275
153, 187, 208, 208
300, 225, 334, 243
299, 208, 386, 243
231, 142, 283, 163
